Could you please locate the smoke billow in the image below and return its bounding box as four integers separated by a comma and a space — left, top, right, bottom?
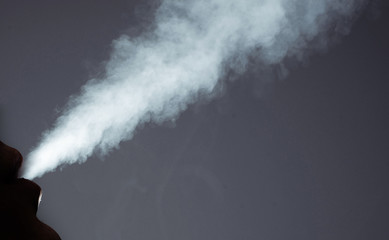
23, 0, 366, 179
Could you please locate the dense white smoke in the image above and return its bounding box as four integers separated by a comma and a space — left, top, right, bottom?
23, 0, 366, 179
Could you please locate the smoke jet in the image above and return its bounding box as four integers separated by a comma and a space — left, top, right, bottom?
23, 0, 366, 179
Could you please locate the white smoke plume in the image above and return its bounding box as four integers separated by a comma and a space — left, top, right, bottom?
23, 0, 366, 179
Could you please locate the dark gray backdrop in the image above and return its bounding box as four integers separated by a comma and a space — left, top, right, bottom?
1, 1, 388, 239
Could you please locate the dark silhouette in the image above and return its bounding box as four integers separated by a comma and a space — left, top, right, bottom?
0, 141, 61, 239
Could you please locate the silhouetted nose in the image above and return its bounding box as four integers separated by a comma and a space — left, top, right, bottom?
0, 141, 23, 182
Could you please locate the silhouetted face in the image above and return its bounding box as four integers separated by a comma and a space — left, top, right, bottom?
0, 141, 60, 239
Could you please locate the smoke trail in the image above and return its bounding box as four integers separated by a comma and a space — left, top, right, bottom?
23, 0, 366, 179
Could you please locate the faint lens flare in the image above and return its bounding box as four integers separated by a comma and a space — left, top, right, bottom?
22, 0, 366, 179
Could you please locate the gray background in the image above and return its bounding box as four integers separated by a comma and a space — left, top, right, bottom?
1, 1, 388, 239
